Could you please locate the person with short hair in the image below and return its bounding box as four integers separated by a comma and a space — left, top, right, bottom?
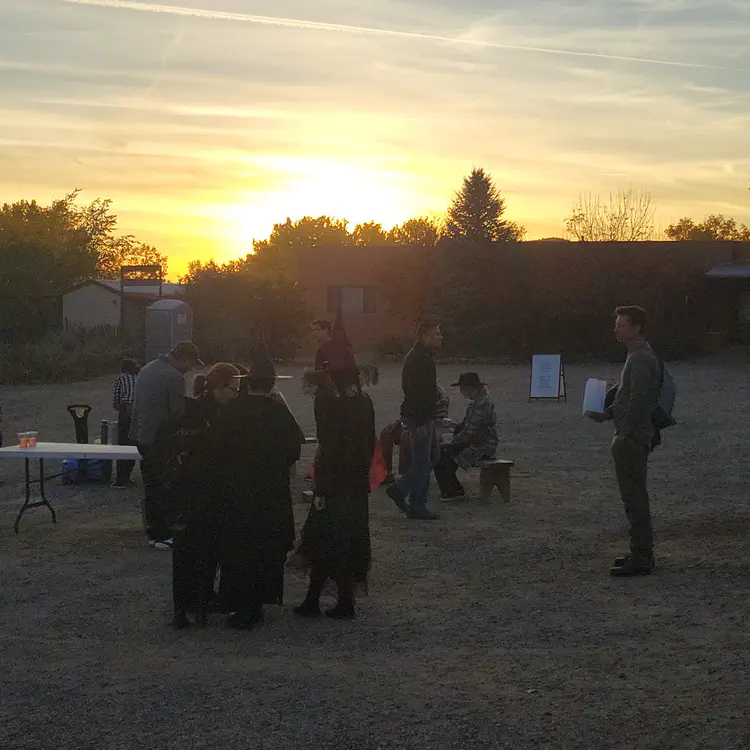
111, 358, 140, 489
433, 373, 498, 500
129, 341, 203, 550
386, 320, 443, 520
171, 362, 239, 629
587, 305, 662, 577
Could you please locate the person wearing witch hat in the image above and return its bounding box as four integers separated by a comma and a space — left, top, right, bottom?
211, 333, 303, 629
303, 309, 354, 394
433, 373, 498, 501
293, 311, 376, 619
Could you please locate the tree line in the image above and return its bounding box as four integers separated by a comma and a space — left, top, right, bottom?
2, 169, 747, 362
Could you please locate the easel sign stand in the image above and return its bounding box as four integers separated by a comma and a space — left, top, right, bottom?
529, 354, 567, 402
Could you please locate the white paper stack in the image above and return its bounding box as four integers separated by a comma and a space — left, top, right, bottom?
582, 378, 607, 415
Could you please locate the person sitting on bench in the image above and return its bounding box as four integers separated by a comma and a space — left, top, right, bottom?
434, 373, 498, 500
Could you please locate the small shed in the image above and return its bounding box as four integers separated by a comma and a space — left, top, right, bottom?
145, 299, 194, 360
61, 279, 186, 333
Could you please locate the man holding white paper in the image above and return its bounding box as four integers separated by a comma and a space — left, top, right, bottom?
587, 306, 661, 578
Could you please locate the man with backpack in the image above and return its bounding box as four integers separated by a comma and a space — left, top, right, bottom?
588, 306, 672, 577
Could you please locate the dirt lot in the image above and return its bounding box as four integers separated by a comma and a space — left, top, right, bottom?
1, 354, 749, 749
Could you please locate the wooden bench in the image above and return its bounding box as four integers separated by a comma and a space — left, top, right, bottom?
476, 459, 515, 503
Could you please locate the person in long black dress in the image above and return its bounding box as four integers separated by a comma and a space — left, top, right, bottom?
214, 336, 303, 630
171, 362, 240, 629
294, 318, 376, 620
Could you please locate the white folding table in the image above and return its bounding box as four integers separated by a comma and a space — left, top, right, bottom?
0, 443, 141, 533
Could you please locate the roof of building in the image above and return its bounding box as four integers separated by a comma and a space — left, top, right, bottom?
705, 263, 750, 279
64, 279, 186, 296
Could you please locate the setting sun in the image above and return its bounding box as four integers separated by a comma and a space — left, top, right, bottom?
220, 158, 421, 258
0, 0, 747, 276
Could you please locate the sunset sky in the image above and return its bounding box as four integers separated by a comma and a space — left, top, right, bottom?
1, 0, 749, 276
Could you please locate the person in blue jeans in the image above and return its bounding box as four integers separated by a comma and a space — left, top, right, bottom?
386, 320, 443, 520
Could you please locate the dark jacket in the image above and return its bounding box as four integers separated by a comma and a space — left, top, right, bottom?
129, 354, 186, 445
607, 341, 661, 447
400, 342, 437, 425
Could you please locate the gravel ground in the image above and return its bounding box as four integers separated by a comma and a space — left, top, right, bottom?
1, 355, 749, 749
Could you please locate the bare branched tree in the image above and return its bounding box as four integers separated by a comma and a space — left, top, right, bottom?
565, 188, 656, 242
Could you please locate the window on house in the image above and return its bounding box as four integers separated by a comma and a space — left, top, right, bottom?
327, 286, 377, 314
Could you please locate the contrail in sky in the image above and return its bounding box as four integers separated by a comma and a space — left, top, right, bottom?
60, 0, 745, 72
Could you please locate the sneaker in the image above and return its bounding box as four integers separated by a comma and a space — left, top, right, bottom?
441, 492, 467, 502
408, 509, 441, 520
613, 552, 656, 569
153, 538, 173, 551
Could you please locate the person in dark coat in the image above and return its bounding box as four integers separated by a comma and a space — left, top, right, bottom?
294, 314, 376, 620
171, 362, 240, 629
214, 336, 303, 630
386, 320, 443, 520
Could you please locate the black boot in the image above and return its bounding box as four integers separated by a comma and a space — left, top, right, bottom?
326, 583, 356, 619
326, 597, 356, 619
195, 601, 209, 628
293, 599, 321, 617
227, 608, 264, 630
173, 606, 191, 630
294, 576, 324, 617
610, 554, 654, 577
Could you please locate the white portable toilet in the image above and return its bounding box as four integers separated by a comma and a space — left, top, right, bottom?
145, 299, 194, 360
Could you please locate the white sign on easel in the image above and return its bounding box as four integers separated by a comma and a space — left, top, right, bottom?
529, 354, 567, 402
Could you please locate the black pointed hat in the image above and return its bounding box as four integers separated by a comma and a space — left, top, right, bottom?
327, 309, 357, 371
330, 308, 351, 347
249, 332, 276, 380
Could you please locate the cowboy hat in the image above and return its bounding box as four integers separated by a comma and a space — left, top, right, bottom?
451, 372, 485, 388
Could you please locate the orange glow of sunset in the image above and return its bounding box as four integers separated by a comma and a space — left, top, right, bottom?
1, 0, 749, 276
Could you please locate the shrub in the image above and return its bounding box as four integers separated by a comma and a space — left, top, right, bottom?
0, 327, 125, 384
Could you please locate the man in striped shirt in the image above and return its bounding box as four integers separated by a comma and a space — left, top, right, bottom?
111, 358, 139, 488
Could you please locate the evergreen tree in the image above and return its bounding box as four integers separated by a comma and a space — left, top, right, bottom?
444, 167, 524, 243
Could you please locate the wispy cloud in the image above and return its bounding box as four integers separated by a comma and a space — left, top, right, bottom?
60, 0, 749, 72
1, 0, 747, 269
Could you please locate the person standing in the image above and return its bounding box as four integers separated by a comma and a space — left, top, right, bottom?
386, 320, 442, 520
293, 315, 376, 619
213, 336, 303, 629
311, 318, 335, 370
111, 358, 140, 489
129, 341, 203, 550
588, 306, 662, 577
171, 363, 239, 629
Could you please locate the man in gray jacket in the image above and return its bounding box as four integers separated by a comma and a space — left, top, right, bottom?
130, 341, 203, 549
588, 306, 661, 577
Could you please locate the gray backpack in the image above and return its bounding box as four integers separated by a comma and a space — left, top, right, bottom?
653, 360, 677, 431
